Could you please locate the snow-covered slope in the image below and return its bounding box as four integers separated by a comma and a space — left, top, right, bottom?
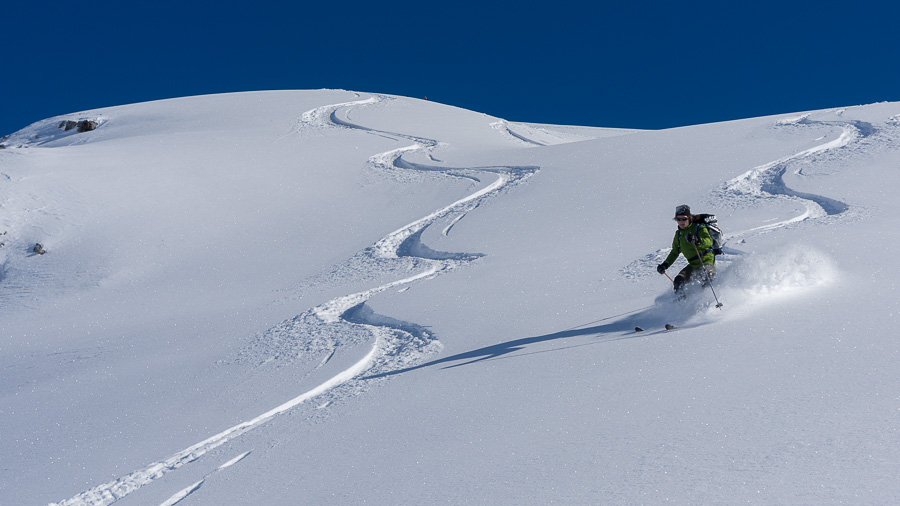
2, 91, 898, 505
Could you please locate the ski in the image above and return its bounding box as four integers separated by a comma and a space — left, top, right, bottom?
634, 324, 677, 333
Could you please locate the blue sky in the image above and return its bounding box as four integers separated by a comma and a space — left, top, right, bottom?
3, 1, 899, 136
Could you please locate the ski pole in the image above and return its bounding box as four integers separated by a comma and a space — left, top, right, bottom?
691, 242, 724, 309
663, 272, 674, 284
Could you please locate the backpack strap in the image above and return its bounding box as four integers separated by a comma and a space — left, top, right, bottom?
677, 226, 699, 262
696, 223, 714, 256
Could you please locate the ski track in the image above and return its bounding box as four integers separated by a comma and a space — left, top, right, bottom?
623, 112, 891, 283
490, 119, 546, 146
718, 117, 863, 237
157, 451, 251, 506
51, 93, 538, 506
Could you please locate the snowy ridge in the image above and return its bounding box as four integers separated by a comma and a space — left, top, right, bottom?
1, 114, 107, 148
490, 120, 546, 146
306, 93, 442, 153
488, 119, 625, 146
297, 93, 377, 130
7, 93, 900, 505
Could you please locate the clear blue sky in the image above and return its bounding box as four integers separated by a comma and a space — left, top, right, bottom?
3, 0, 899, 136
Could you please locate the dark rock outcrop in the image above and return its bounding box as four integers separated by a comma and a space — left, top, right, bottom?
58, 120, 99, 133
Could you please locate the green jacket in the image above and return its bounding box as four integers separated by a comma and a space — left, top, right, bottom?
664, 223, 716, 268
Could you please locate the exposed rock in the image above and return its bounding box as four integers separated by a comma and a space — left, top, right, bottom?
58, 120, 98, 133
77, 120, 98, 132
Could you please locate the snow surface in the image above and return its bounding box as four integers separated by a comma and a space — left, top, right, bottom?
2, 90, 899, 505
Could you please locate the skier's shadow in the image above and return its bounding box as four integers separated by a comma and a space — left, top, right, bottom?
363, 304, 679, 380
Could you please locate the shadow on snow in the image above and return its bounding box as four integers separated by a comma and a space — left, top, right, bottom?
362, 300, 701, 380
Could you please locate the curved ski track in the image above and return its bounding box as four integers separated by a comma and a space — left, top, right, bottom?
51, 94, 539, 506
623, 111, 895, 281
489, 119, 546, 146
716, 117, 866, 234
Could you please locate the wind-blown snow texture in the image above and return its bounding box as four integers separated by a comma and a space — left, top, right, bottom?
2, 91, 899, 505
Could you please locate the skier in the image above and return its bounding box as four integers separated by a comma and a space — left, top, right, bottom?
656, 204, 716, 296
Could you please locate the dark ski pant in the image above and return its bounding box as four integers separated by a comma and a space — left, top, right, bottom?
673, 264, 716, 293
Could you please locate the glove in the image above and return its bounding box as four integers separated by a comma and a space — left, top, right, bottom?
686, 233, 700, 245
657, 262, 669, 274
